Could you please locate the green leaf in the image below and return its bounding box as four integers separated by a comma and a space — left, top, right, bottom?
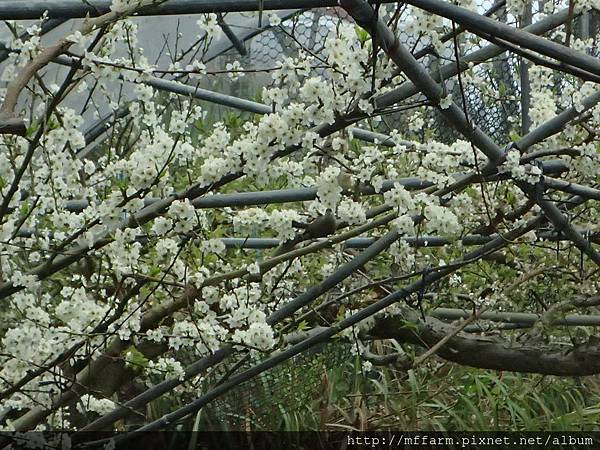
123, 346, 149, 372
354, 25, 370, 44
296, 320, 309, 331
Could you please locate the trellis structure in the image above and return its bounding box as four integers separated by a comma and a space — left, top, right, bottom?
0, 0, 599, 439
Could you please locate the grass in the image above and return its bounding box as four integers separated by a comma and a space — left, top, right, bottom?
194, 345, 600, 432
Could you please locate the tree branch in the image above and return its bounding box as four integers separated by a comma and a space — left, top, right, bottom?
371, 311, 600, 376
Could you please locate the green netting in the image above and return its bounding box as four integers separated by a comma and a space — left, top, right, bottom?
201, 342, 352, 430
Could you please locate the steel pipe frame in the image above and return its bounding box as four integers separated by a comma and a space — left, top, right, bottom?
341, 0, 600, 269
15, 227, 598, 247
44, 6, 567, 213
72, 87, 599, 435
0, 2, 584, 298
73, 7, 571, 150
0, 3, 574, 145
93, 2, 598, 434
0, 0, 592, 414
220, 229, 600, 248
39, 4, 562, 161
0, 0, 585, 337
49, 23, 600, 442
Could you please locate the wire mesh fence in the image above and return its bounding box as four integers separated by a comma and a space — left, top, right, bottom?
200, 342, 352, 430
210, 5, 520, 144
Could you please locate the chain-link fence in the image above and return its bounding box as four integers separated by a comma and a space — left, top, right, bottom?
210, 5, 520, 144
201, 342, 352, 430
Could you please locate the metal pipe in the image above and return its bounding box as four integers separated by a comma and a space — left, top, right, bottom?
403, 0, 600, 77
0, 0, 398, 20
432, 307, 600, 327
219, 230, 600, 248
55, 159, 566, 213
520, 3, 532, 134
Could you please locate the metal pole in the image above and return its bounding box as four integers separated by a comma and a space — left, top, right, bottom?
51, 159, 566, 213
520, 3, 532, 134
402, 0, 600, 77
432, 307, 600, 327
0, 0, 398, 20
